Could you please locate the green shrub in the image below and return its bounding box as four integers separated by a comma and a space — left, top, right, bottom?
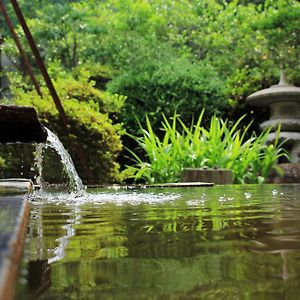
108, 57, 227, 138
0, 144, 36, 181
2, 72, 125, 184
124, 111, 288, 184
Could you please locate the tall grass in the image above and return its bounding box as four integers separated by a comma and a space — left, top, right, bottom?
125, 111, 288, 184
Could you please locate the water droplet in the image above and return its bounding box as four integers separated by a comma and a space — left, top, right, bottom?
187, 199, 199, 206
219, 195, 227, 202
244, 192, 252, 199
200, 193, 206, 202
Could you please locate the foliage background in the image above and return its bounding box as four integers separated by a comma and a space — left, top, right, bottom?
0, 0, 299, 183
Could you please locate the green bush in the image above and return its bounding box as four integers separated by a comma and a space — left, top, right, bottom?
108, 57, 227, 137
4, 0, 299, 144
0, 144, 36, 180
124, 111, 288, 184
2, 72, 125, 184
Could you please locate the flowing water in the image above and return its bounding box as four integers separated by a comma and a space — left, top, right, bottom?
16, 184, 300, 300
34, 128, 85, 195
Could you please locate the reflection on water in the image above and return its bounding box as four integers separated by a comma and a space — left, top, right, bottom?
16, 185, 300, 299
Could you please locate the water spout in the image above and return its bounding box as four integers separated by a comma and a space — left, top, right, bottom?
0, 105, 47, 144
0, 104, 84, 194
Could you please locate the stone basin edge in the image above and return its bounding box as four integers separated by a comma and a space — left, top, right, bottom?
0, 179, 32, 300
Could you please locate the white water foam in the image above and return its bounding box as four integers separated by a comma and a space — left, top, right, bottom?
31, 190, 181, 206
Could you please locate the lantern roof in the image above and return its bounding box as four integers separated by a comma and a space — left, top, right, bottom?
246, 72, 300, 107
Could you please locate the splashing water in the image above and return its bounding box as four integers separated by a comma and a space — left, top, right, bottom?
244, 192, 252, 199
35, 128, 85, 195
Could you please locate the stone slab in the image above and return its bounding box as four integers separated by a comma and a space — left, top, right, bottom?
143, 182, 214, 188
0, 179, 33, 195
91, 182, 214, 189
0, 180, 31, 300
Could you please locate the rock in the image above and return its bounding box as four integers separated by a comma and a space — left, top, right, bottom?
268, 163, 300, 183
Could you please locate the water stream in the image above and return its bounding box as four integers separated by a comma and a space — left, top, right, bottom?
34, 128, 85, 196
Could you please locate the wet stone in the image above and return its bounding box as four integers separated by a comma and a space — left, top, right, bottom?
0, 190, 30, 300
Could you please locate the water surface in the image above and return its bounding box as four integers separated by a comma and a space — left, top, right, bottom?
16, 184, 300, 299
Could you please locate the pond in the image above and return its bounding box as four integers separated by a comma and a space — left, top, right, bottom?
16, 184, 300, 300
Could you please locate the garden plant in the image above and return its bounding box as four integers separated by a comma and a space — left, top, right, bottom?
125, 111, 288, 184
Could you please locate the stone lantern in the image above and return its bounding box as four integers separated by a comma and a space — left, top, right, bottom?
246, 72, 300, 163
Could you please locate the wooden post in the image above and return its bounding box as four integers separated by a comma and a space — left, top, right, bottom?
181, 168, 233, 184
